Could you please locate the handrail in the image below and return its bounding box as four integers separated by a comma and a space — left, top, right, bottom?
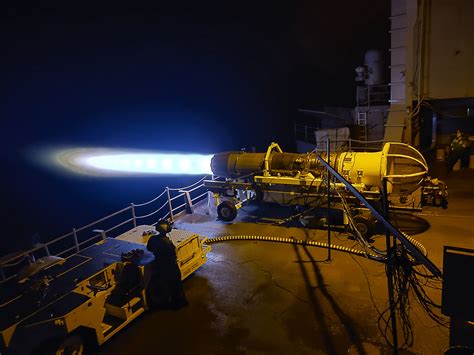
75, 206, 132, 232
135, 203, 168, 220
105, 218, 134, 234
133, 190, 167, 207
78, 234, 102, 247
168, 175, 209, 191
171, 203, 186, 213
180, 183, 204, 194
0, 175, 210, 282
169, 193, 185, 202
192, 191, 208, 202
0, 230, 71, 266
349, 138, 385, 144
308, 139, 384, 152
295, 123, 386, 149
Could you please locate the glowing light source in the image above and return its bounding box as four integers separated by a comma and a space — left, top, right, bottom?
53, 148, 213, 176
179, 158, 191, 171
162, 158, 172, 170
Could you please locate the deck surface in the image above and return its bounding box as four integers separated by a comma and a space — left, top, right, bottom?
100, 163, 474, 354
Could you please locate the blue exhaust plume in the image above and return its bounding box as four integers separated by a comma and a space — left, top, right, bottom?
52, 148, 213, 176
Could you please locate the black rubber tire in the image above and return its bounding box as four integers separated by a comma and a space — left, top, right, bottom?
44, 334, 85, 355
352, 214, 375, 240
217, 201, 238, 222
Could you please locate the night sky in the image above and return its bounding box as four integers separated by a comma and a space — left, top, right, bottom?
1, 2, 389, 253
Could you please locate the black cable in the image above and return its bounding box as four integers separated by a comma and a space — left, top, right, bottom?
376, 243, 449, 349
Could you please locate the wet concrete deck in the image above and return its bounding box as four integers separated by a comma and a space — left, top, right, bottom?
102, 163, 473, 354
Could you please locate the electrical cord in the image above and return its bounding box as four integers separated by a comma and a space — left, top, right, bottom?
334, 187, 387, 257
377, 244, 448, 349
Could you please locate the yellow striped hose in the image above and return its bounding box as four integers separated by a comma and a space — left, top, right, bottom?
205, 235, 386, 262
399, 230, 427, 256
205, 231, 429, 263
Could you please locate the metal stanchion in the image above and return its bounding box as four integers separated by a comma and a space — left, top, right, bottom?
166, 187, 174, 222
382, 178, 399, 353
326, 138, 331, 261
130, 203, 137, 227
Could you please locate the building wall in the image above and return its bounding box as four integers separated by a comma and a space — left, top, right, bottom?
366, 106, 389, 142
424, 0, 474, 99
389, 0, 474, 146
390, 0, 408, 105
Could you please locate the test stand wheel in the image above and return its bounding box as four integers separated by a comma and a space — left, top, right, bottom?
217, 201, 238, 222
39, 334, 86, 355
353, 214, 376, 240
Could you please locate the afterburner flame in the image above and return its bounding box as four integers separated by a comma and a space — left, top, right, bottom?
53, 148, 213, 176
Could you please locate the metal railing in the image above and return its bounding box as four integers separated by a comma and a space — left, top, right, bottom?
0, 175, 212, 283
294, 123, 320, 142
356, 84, 390, 107
347, 138, 385, 151
295, 123, 385, 152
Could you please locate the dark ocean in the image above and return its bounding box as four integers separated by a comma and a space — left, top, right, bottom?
1, 2, 390, 254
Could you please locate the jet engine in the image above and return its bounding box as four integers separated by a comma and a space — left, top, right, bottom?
204, 142, 447, 234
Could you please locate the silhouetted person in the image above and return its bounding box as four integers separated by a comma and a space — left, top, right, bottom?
146, 219, 188, 309
447, 129, 470, 174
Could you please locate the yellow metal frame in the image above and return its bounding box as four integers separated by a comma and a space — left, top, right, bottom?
263, 142, 283, 176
